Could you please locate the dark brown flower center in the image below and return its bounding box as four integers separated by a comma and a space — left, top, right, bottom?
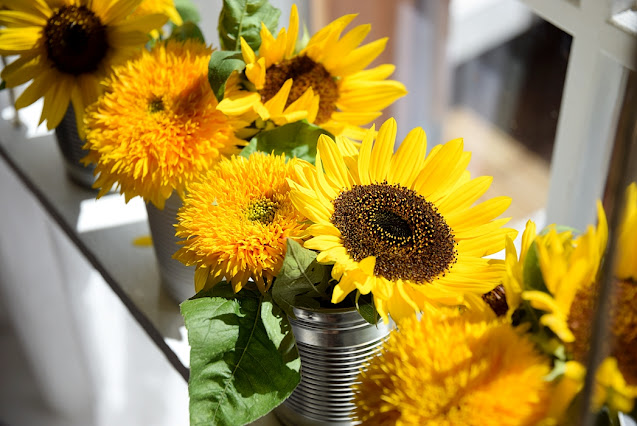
44, 5, 109, 75
148, 97, 165, 113
246, 198, 277, 224
331, 182, 457, 283
260, 55, 338, 125
482, 285, 509, 317
568, 278, 637, 386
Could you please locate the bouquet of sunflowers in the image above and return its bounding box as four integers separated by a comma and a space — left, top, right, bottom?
5, 0, 635, 425
147, 1, 513, 425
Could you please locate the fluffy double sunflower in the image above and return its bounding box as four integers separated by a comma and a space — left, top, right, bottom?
0, 0, 168, 131
353, 310, 553, 425
174, 153, 308, 294
288, 118, 516, 322
82, 39, 246, 209
217, 4, 407, 139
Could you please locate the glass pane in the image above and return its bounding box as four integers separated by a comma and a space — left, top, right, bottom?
307, 0, 571, 227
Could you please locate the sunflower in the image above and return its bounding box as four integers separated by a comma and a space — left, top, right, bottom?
174, 153, 308, 294
82, 39, 246, 209
0, 0, 168, 131
519, 203, 607, 344
288, 118, 517, 323
568, 183, 637, 387
352, 310, 553, 426
217, 4, 407, 139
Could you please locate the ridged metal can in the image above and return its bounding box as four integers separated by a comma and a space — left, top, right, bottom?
54, 105, 96, 189
145, 193, 195, 303
275, 307, 393, 425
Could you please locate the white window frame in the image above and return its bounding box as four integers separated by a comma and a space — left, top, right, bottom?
520, 0, 636, 230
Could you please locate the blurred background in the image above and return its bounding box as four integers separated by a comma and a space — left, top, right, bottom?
1, 0, 636, 425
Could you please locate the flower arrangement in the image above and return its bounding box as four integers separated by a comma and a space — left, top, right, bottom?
351, 183, 637, 425
3, 1, 634, 425
175, 109, 516, 426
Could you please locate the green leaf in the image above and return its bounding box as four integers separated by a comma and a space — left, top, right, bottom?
182, 288, 301, 426
168, 22, 205, 43
252, 120, 333, 164
272, 239, 331, 318
261, 294, 300, 365
0, 80, 6, 91
174, 0, 201, 23
208, 50, 245, 102
239, 138, 258, 158
218, 0, 281, 51
355, 292, 380, 325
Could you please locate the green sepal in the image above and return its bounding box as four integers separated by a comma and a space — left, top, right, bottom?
247, 120, 333, 164
218, 0, 281, 52
182, 282, 301, 426
522, 241, 549, 293
168, 22, 205, 43
174, 0, 201, 23
271, 239, 332, 319
0, 80, 6, 91
208, 50, 245, 102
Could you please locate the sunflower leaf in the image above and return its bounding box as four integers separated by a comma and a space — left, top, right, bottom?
252, 120, 333, 164
272, 239, 331, 318
174, 0, 201, 24
218, 0, 281, 52
182, 286, 300, 426
168, 22, 205, 43
354, 292, 380, 325
208, 50, 245, 102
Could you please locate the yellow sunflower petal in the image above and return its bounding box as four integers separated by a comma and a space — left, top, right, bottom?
436, 176, 493, 215
357, 125, 375, 185
284, 4, 299, 58
456, 227, 516, 257
321, 23, 371, 71
317, 134, 352, 190
109, 14, 168, 46
1, 52, 44, 87
413, 138, 466, 199
2, 0, 50, 19
97, 0, 143, 25
369, 118, 396, 182
264, 78, 293, 116
14, 73, 52, 109
0, 27, 41, 54
328, 38, 387, 77
444, 196, 512, 230
0, 10, 48, 26
240, 36, 257, 64
42, 75, 73, 129
388, 126, 426, 187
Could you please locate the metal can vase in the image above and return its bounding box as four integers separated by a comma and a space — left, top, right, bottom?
275, 307, 394, 426
54, 104, 97, 189
145, 193, 195, 303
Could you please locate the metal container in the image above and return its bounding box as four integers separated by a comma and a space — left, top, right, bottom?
54, 105, 97, 189
145, 193, 195, 303
275, 307, 394, 426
